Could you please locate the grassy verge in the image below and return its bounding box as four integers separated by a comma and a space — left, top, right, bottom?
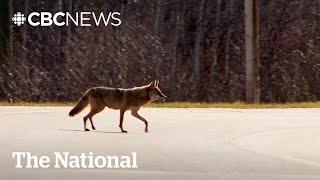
147, 102, 320, 108
0, 101, 320, 108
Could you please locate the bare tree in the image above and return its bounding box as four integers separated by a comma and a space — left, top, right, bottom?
22, 0, 29, 62
66, 0, 73, 62
224, 0, 234, 89
153, 0, 164, 36
245, 0, 260, 103
0, 0, 11, 64
192, 0, 206, 91
2, 0, 320, 102
209, 0, 221, 87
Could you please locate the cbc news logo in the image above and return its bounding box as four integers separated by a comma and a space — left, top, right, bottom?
12, 11, 121, 27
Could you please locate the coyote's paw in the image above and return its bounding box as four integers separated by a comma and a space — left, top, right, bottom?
84, 128, 90, 131
121, 130, 128, 133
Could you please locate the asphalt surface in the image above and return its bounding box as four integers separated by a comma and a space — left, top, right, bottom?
1, 106, 320, 180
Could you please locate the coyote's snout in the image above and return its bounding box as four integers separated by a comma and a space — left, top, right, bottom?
69, 80, 166, 133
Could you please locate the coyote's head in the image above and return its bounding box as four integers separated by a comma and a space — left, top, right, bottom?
148, 80, 167, 101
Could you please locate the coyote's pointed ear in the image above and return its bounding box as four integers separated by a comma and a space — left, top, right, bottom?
148, 80, 156, 88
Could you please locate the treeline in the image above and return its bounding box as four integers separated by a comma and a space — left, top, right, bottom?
0, 0, 319, 102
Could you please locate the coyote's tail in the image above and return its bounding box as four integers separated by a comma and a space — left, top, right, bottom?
69, 89, 90, 117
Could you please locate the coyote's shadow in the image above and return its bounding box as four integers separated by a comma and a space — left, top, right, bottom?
58, 129, 123, 134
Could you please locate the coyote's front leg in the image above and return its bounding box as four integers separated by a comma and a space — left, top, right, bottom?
131, 109, 148, 133
119, 109, 128, 133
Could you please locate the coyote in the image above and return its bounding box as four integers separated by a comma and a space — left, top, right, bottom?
69, 80, 167, 133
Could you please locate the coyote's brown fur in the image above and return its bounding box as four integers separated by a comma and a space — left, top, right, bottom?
69, 80, 166, 133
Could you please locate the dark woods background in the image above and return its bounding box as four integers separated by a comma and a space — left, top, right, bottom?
0, 0, 319, 102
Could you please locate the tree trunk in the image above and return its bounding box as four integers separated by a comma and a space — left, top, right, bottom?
224, 0, 234, 92
224, 28, 232, 83
245, 0, 260, 103
66, 0, 73, 62
175, 0, 186, 68
21, 0, 29, 60
154, 0, 164, 36
0, 0, 11, 64
287, 2, 305, 102
192, 0, 206, 91
58, 0, 64, 63
209, 0, 222, 87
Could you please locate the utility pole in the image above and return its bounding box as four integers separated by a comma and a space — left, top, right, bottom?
245, 0, 260, 103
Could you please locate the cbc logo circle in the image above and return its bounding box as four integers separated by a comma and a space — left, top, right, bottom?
12, 12, 26, 26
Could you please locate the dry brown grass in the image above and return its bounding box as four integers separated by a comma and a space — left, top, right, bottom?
0, 101, 320, 108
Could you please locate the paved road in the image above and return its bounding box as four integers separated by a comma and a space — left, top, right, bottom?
1, 106, 320, 180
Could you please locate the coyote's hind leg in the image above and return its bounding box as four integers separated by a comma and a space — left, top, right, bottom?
83, 98, 105, 131
89, 118, 96, 130
83, 115, 91, 131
